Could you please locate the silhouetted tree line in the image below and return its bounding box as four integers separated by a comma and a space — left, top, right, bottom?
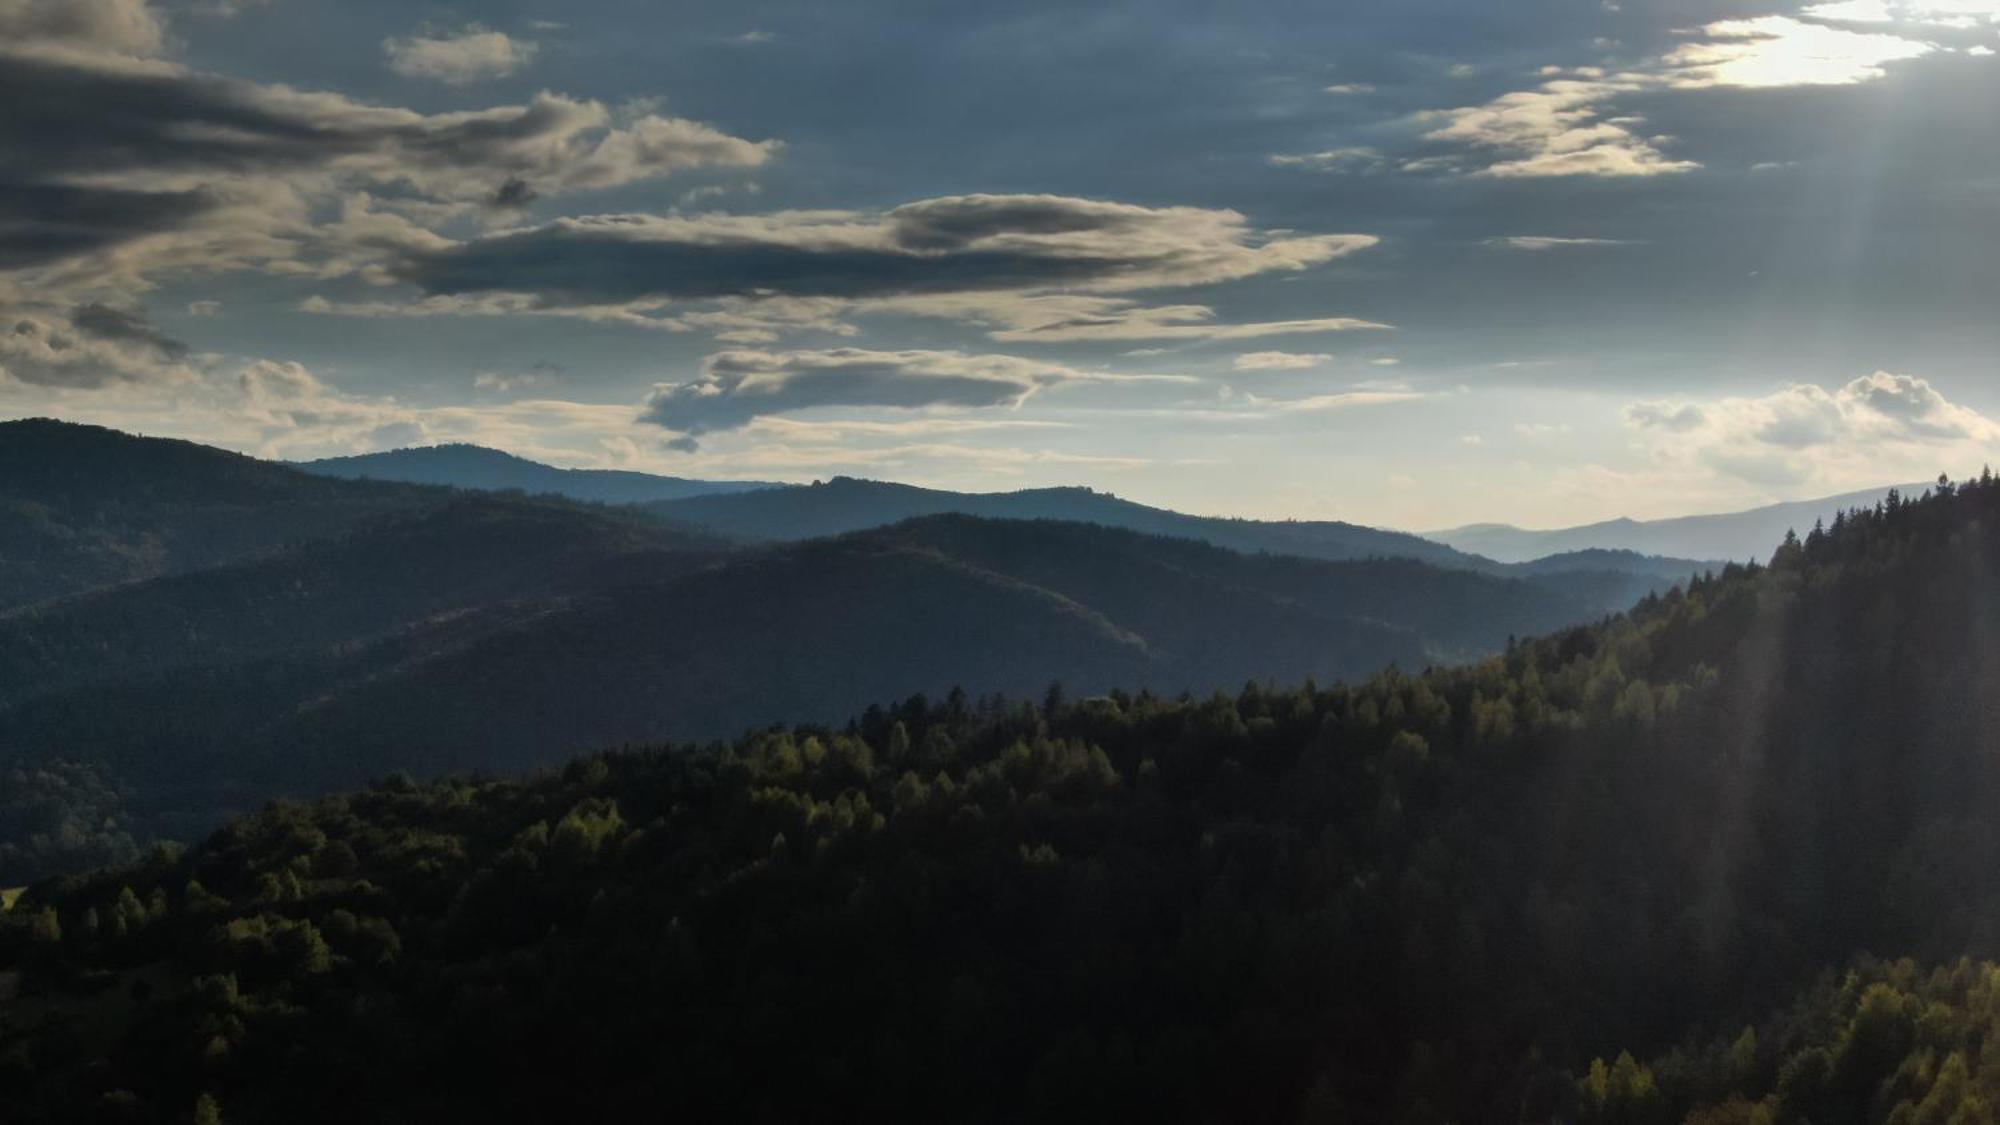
5, 472, 2000, 1122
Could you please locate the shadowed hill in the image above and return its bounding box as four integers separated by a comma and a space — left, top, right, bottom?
0, 419, 441, 611
0, 512, 1625, 850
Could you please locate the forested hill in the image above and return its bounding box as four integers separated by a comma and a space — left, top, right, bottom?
7, 474, 2000, 1122
0, 422, 1688, 888
0, 512, 1606, 848
0, 419, 439, 610
297, 444, 780, 505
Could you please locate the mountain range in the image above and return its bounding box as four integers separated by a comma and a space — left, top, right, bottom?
6, 454, 1996, 1123
0, 419, 1710, 878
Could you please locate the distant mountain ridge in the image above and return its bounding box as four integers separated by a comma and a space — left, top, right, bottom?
301, 440, 1728, 585
298, 444, 781, 505
1425, 484, 1919, 563
649, 476, 1496, 570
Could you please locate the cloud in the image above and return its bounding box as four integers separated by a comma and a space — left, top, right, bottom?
0, 0, 165, 55
474, 361, 564, 393
1625, 373, 2000, 488
979, 302, 1388, 343
1805, 1, 2000, 27
1422, 77, 1698, 179
1268, 147, 1386, 173
1232, 351, 1330, 371
1243, 388, 1428, 413
639, 347, 1164, 445
0, 304, 199, 388
1484, 236, 1640, 250
69, 301, 188, 359
387, 196, 1377, 313
1623, 401, 1706, 432
1661, 17, 1933, 89
385, 26, 538, 85
1418, 14, 1950, 177
0, 31, 777, 316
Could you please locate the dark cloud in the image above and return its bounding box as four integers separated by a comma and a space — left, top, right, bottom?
69, 302, 189, 360
0, 40, 775, 306
490, 177, 538, 209
0, 180, 217, 269
639, 347, 1097, 443
392, 196, 1373, 308
0, 52, 771, 195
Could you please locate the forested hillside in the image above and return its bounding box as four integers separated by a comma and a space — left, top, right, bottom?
0, 420, 439, 611
0, 512, 1614, 875
0, 424, 1679, 886
5, 474, 1999, 1122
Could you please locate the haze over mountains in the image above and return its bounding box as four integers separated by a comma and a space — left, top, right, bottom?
1426, 484, 1914, 563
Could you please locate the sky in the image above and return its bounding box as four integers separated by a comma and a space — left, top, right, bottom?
2, 0, 1997, 529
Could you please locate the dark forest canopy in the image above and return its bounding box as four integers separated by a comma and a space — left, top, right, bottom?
5, 472, 2000, 1121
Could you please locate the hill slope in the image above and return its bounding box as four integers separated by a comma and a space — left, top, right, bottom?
0, 514, 1613, 836
297, 444, 780, 505
3, 478, 1994, 1121
0, 419, 439, 611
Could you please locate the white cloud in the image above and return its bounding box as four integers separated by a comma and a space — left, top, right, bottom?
1232, 351, 1331, 371
1805, 1, 2000, 27
1661, 17, 1932, 89
1625, 373, 2000, 489
1244, 388, 1428, 413
1269, 147, 1386, 173
385, 26, 539, 85
1422, 78, 1698, 178
1418, 13, 1954, 178
1484, 236, 1640, 250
